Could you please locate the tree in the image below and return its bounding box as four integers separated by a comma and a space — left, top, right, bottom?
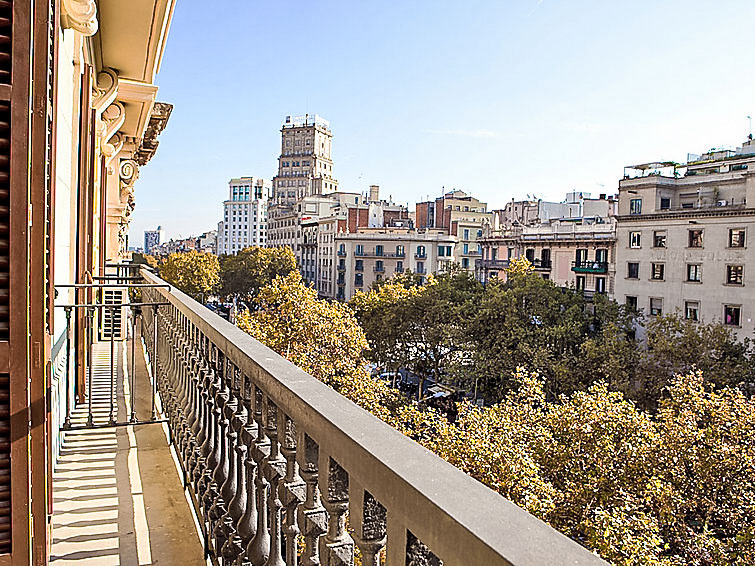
638, 313, 754, 408
158, 250, 219, 301
220, 246, 296, 302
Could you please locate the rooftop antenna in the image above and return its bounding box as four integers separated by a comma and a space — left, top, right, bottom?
748, 115, 753, 140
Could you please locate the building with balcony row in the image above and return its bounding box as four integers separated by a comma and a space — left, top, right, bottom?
477, 193, 617, 296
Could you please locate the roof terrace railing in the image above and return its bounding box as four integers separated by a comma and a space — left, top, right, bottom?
139, 267, 608, 566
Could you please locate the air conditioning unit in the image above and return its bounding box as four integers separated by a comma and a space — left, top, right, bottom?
100, 287, 127, 341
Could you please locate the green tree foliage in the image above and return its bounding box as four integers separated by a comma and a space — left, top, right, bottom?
220, 246, 296, 302
158, 250, 219, 300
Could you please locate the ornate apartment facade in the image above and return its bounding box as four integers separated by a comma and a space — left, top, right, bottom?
614, 141, 755, 338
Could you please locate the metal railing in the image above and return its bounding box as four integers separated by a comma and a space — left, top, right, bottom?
572, 260, 608, 274
54, 271, 171, 429
139, 268, 608, 566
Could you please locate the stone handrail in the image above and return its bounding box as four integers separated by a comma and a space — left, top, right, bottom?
139, 267, 608, 566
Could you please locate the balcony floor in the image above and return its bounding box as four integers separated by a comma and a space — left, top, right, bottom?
51, 339, 205, 565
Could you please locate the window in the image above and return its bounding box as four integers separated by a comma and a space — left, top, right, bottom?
375, 245, 384, 256
650, 298, 663, 316
375, 260, 384, 272
355, 273, 363, 287
724, 305, 741, 327
396, 245, 405, 256
416, 245, 426, 257
462, 258, 469, 269
651, 263, 665, 280
688, 229, 703, 248
417, 261, 425, 273
629, 231, 641, 248
653, 231, 667, 248
576, 275, 586, 291
355, 244, 364, 256
630, 198, 642, 215
525, 248, 535, 261
575, 248, 588, 263
595, 248, 608, 263
626, 296, 638, 309
685, 301, 700, 322
477, 229, 483, 238
687, 264, 701, 282
396, 261, 403, 273
660, 197, 671, 210
596, 277, 606, 294
463, 243, 469, 254
729, 228, 746, 248
726, 265, 744, 285
355, 260, 363, 271
463, 229, 470, 239
627, 262, 639, 279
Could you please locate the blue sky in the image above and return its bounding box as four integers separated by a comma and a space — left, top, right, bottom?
131, 0, 755, 240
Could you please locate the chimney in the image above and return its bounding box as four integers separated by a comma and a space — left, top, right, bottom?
369, 185, 380, 202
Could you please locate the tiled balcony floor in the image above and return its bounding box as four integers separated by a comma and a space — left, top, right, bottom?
51, 338, 205, 565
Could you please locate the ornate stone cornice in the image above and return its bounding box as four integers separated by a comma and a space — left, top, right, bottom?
135, 102, 173, 166
61, 0, 98, 36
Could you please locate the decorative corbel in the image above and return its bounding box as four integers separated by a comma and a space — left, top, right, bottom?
103, 132, 124, 167
61, 0, 98, 36
92, 68, 119, 113
98, 102, 125, 153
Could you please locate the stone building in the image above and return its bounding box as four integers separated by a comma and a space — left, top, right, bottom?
216, 176, 271, 255
614, 140, 755, 338
268, 114, 338, 249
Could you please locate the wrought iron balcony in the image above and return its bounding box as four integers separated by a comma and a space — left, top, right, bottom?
414, 252, 427, 259
374, 265, 385, 272
337, 250, 347, 257
127, 268, 609, 566
476, 258, 510, 270
572, 260, 608, 274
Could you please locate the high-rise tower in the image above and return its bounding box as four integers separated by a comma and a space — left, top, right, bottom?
268, 114, 338, 248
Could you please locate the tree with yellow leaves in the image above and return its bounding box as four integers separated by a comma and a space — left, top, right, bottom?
158, 250, 220, 301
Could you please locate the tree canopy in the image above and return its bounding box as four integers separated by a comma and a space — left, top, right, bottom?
158, 250, 219, 300
237, 269, 755, 565
219, 246, 297, 302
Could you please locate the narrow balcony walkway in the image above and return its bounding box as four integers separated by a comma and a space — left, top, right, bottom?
51, 337, 205, 565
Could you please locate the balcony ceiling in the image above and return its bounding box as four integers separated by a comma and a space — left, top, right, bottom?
95, 0, 176, 139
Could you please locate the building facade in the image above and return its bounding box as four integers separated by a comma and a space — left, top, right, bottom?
614, 141, 755, 338
268, 114, 338, 250
143, 226, 165, 254
416, 190, 492, 271
216, 176, 271, 255
330, 229, 456, 301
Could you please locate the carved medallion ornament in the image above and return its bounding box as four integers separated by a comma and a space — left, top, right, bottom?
61, 0, 98, 36
119, 159, 139, 189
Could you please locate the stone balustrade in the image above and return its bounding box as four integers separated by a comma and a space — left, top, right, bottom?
139, 268, 608, 566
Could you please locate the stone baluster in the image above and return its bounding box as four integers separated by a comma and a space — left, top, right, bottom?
246, 386, 271, 565
262, 399, 286, 566
318, 457, 354, 566
297, 434, 327, 566
281, 415, 305, 566
216, 364, 242, 556
235, 377, 258, 559
349, 485, 386, 566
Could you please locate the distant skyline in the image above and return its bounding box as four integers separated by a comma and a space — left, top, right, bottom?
130, 0, 755, 240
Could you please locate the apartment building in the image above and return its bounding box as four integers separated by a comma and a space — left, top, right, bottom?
268, 114, 338, 249
216, 176, 271, 255
614, 140, 755, 338
330, 229, 456, 301
478, 193, 617, 295
416, 190, 492, 271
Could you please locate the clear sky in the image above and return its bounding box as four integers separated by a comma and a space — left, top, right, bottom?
130, 0, 755, 241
